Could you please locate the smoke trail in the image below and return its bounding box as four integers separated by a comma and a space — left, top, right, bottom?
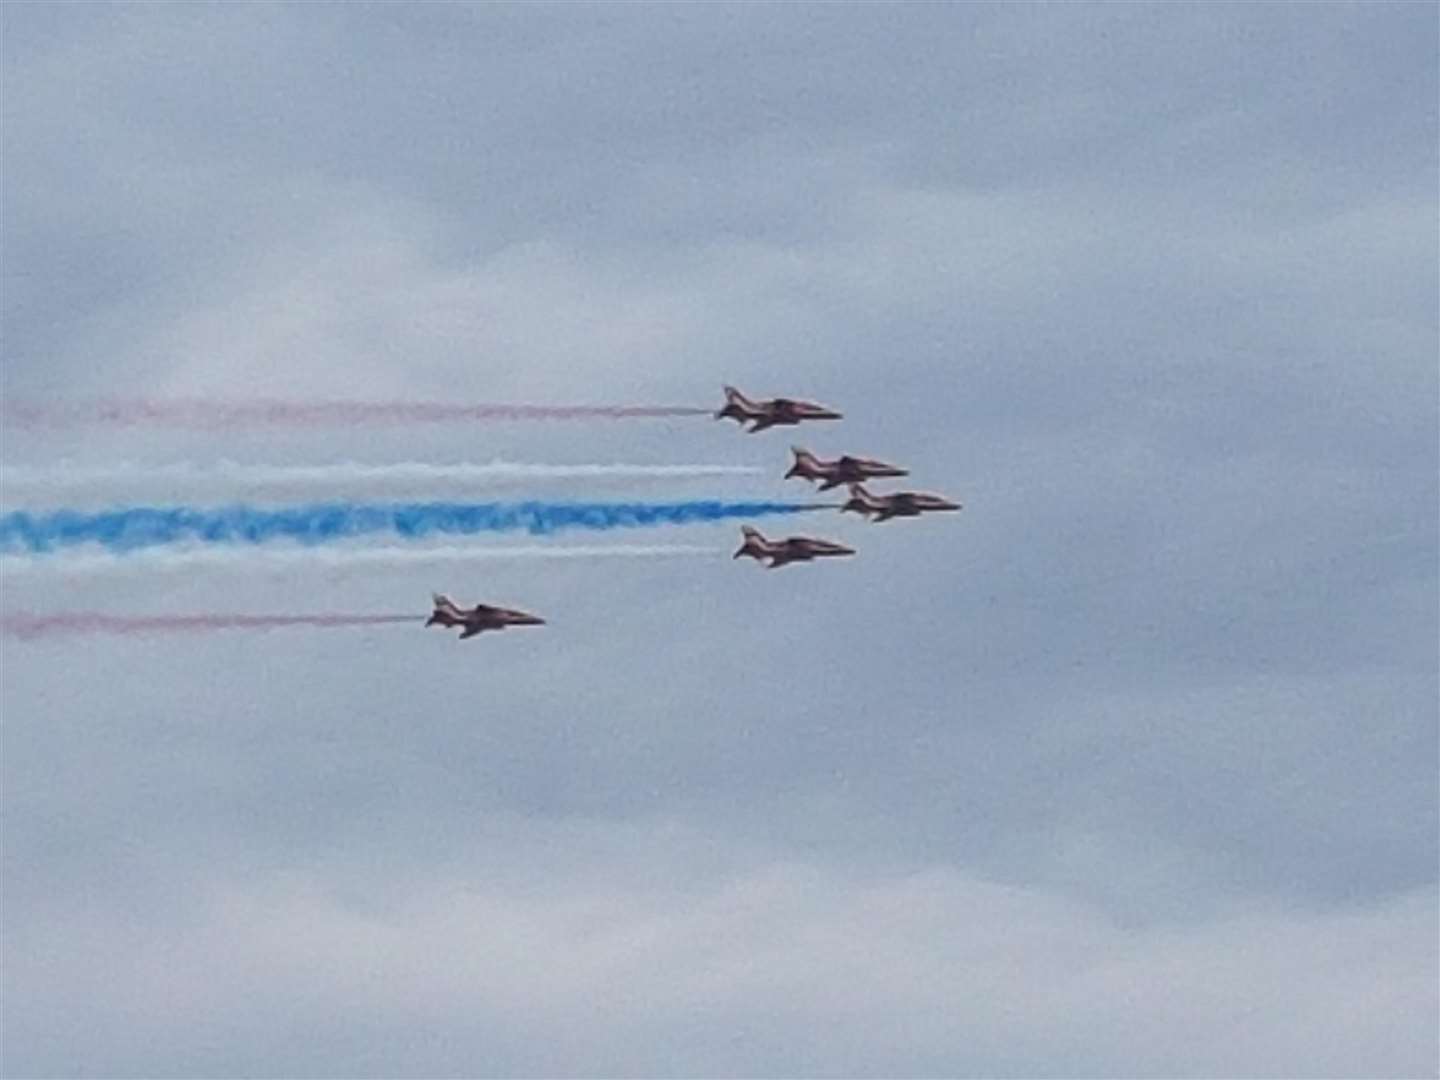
0, 461, 764, 507
4, 399, 711, 429
0, 499, 832, 554
1, 612, 418, 640
0, 543, 726, 577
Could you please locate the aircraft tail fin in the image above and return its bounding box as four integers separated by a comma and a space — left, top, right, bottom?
717, 385, 754, 421
787, 446, 820, 476
734, 525, 768, 560
842, 483, 878, 515
429, 593, 461, 625
723, 385, 757, 408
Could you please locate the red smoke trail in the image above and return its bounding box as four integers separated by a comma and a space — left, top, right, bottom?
4, 400, 711, 429
2, 612, 419, 639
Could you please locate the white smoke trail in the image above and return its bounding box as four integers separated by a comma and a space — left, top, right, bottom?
0, 542, 726, 578
0, 461, 766, 507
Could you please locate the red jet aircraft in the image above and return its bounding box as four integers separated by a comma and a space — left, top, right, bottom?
785, 446, 909, 490
733, 526, 856, 568
840, 483, 962, 522
715, 386, 842, 433
426, 593, 546, 639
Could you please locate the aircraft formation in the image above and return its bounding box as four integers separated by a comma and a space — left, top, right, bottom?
429, 385, 960, 639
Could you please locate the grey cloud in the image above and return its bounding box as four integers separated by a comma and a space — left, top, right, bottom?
4, 842, 1435, 1078
2, 2, 1435, 1077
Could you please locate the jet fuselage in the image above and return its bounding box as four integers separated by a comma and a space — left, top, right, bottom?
841, 484, 961, 522
426, 594, 546, 639
716, 386, 842, 433
786, 447, 909, 490
733, 527, 855, 568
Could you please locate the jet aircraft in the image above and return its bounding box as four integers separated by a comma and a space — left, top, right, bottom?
426, 593, 546, 639
785, 446, 909, 490
733, 525, 855, 568
840, 483, 962, 522
715, 386, 842, 433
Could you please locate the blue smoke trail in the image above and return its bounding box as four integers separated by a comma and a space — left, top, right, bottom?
0, 500, 830, 555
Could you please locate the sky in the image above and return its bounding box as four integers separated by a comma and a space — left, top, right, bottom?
1, 3, 1436, 1077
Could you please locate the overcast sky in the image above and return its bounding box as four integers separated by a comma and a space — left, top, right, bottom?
2, 3, 1436, 1078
